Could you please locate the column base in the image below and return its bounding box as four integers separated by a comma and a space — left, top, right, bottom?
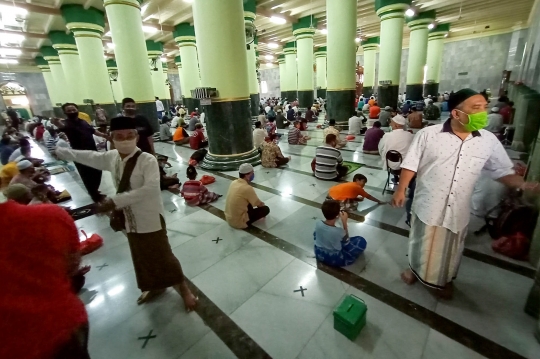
137, 101, 160, 133
250, 93, 260, 117
406, 84, 424, 102
281, 91, 287, 100
297, 90, 314, 109
362, 87, 374, 98
423, 83, 439, 98
326, 89, 356, 122
53, 107, 64, 118
316, 88, 326, 99
286, 91, 297, 101
183, 98, 200, 113
201, 98, 261, 171
378, 85, 399, 108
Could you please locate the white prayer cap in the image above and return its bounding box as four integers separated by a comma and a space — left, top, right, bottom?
391, 114, 407, 126
491, 107, 499, 113
16, 160, 33, 170
239, 163, 254, 174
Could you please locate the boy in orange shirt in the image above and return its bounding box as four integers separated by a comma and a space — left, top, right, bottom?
327, 174, 386, 211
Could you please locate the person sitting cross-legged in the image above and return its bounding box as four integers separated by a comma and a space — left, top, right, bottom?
288, 121, 310, 145
327, 173, 386, 211
180, 165, 221, 206
323, 119, 347, 148
314, 200, 367, 267
189, 123, 208, 150
173, 126, 190, 146
314, 134, 349, 181
261, 134, 291, 168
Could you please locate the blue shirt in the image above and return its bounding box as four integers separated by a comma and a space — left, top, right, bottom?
314, 220, 347, 251
0, 145, 15, 165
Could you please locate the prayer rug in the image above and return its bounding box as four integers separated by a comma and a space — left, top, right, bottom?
342, 161, 363, 175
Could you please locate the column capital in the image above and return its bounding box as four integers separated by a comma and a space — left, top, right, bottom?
283, 42, 296, 55
173, 23, 196, 45
292, 15, 317, 39
315, 46, 327, 57
146, 40, 164, 57
277, 55, 285, 64
406, 10, 436, 30
62, 4, 105, 36
361, 36, 380, 51
104, 0, 142, 10
429, 23, 450, 39
293, 28, 316, 40
174, 56, 181, 66
49, 31, 79, 54
244, 11, 256, 22
375, 0, 411, 19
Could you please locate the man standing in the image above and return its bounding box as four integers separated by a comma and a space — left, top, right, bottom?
122, 98, 155, 155
392, 88, 538, 298
225, 163, 270, 228
378, 115, 414, 170
52, 103, 108, 202
56, 117, 197, 310
155, 96, 165, 119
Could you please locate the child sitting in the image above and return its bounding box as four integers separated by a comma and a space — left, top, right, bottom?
180, 165, 221, 206
314, 200, 367, 267
157, 155, 180, 192
327, 174, 385, 211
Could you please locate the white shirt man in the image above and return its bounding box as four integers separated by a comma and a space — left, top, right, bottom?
253, 126, 267, 149
378, 115, 414, 170
485, 107, 504, 133
424, 96, 432, 107
155, 98, 164, 112
200, 112, 206, 124
348, 113, 363, 135
171, 116, 180, 128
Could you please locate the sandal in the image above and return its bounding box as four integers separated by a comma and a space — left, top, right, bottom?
137, 289, 166, 305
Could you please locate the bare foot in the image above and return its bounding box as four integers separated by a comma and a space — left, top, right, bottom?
400, 269, 417, 285
137, 289, 166, 305
174, 282, 198, 312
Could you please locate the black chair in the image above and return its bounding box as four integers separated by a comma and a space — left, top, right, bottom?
383, 150, 402, 195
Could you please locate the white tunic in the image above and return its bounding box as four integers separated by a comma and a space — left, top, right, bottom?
378, 129, 414, 170
56, 147, 165, 233
401, 121, 514, 233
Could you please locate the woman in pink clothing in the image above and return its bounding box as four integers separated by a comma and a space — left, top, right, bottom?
180, 165, 221, 206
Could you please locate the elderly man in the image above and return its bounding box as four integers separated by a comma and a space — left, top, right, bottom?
392, 88, 539, 298
224, 163, 270, 228
485, 107, 504, 134
55, 117, 197, 311
378, 106, 394, 126
378, 115, 414, 171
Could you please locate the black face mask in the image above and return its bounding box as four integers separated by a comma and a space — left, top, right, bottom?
124, 109, 136, 116
66, 112, 79, 120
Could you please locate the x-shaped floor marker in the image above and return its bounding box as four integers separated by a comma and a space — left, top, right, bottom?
138, 329, 157, 349
212, 237, 223, 244
97, 263, 108, 270
293, 286, 307, 297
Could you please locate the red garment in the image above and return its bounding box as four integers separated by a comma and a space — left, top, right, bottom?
35, 126, 45, 141
369, 105, 381, 119
0, 201, 87, 359
189, 129, 205, 149
181, 179, 206, 206
499, 106, 512, 124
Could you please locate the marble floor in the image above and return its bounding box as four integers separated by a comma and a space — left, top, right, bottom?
9, 118, 539, 359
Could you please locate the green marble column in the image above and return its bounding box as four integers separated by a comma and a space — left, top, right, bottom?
49, 31, 89, 111
174, 23, 202, 113
327, 0, 357, 122
425, 23, 449, 97
376, 0, 411, 107
278, 55, 287, 99
315, 47, 327, 99
244, 1, 260, 117
405, 11, 435, 101
62, 4, 116, 118
361, 37, 379, 98
192, 0, 260, 170
106, 59, 123, 110
293, 16, 316, 108
284, 42, 298, 101
41, 46, 69, 117
145, 40, 170, 109
35, 56, 62, 116
103, 0, 157, 131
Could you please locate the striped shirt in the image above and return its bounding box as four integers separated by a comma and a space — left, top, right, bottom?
315, 144, 343, 180
45, 137, 59, 153
288, 127, 301, 144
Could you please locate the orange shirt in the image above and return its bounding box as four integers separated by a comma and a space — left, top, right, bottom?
368, 99, 375, 106
369, 105, 381, 119
173, 127, 188, 141
328, 182, 368, 201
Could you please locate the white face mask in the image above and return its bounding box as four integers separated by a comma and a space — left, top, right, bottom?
114, 139, 137, 154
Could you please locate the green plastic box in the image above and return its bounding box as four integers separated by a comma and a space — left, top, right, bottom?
333, 294, 367, 340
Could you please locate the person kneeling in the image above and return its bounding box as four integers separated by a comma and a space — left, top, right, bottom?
181, 165, 221, 206
261, 134, 291, 168
327, 174, 386, 211
314, 200, 367, 267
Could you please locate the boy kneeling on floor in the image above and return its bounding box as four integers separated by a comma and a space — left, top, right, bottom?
314, 200, 367, 267
327, 174, 386, 211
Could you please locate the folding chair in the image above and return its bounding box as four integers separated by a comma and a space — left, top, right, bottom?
382, 150, 403, 195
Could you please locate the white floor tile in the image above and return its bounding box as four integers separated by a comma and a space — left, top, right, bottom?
179, 331, 237, 359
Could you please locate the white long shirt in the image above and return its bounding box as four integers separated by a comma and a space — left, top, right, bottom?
56, 146, 165, 233
378, 129, 414, 170
401, 121, 514, 233
253, 128, 266, 149
155, 100, 164, 112
485, 113, 504, 133
348, 116, 362, 135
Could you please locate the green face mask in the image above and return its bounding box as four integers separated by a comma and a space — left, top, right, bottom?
456, 110, 488, 132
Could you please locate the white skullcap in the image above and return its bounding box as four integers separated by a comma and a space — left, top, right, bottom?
239, 163, 254, 174
391, 114, 407, 126
16, 160, 33, 170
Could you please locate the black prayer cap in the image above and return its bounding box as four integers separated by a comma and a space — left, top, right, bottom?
448, 88, 479, 112
110, 116, 136, 131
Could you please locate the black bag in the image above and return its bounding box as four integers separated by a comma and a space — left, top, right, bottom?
110, 151, 142, 232
190, 148, 208, 163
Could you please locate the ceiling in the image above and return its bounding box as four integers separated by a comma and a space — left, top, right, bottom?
0, 0, 535, 70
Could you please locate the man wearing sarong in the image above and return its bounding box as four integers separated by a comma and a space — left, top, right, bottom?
392, 88, 538, 298
56, 117, 197, 311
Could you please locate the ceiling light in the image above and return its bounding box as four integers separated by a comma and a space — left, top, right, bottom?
0, 59, 18, 64
0, 48, 21, 56
266, 62, 273, 67
104, 31, 111, 37
140, 4, 148, 13
320, 29, 327, 34
142, 25, 158, 33
428, 23, 435, 29
160, 57, 168, 62
268, 43, 279, 49
0, 34, 24, 43
444, 33, 448, 37
271, 5, 281, 9
0, 5, 28, 16
355, 38, 361, 43
265, 55, 274, 60
184, 0, 194, 3
405, 9, 415, 17
270, 16, 286, 25
106, 43, 115, 49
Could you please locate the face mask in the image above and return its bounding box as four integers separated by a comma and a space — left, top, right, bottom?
124, 109, 136, 116
66, 112, 79, 120
456, 110, 488, 132
114, 139, 137, 154
249, 173, 255, 181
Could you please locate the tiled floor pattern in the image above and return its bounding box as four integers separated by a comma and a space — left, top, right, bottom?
16, 119, 540, 359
